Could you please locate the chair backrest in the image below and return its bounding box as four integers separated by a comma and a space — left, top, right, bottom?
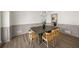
52, 28, 60, 38
45, 32, 53, 42
55, 28, 60, 36
52, 30, 56, 37
28, 30, 33, 40
28, 30, 37, 40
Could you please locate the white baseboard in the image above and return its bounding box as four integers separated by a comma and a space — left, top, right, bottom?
65, 30, 71, 34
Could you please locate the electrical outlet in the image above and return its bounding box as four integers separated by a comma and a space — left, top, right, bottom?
17, 30, 22, 33
65, 30, 71, 34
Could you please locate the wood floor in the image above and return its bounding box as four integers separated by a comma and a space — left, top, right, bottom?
1, 32, 79, 48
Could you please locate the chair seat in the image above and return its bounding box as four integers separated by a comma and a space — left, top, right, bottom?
28, 30, 38, 47
42, 36, 47, 41
32, 34, 37, 40
42, 33, 53, 42
29, 31, 37, 40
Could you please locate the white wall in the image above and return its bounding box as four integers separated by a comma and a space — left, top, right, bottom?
10, 11, 79, 26
49, 11, 79, 25
10, 11, 52, 25
10, 11, 43, 25
46, 12, 52, 23
1, 11, 10, 27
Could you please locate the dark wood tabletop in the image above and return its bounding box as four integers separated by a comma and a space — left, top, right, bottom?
31, 26, 55, 34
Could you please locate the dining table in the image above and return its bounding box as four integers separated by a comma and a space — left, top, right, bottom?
31, 25, 57, 44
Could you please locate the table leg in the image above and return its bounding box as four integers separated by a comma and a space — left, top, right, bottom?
38, 33, 43, 45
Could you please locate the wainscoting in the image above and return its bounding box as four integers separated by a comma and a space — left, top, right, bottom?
1, 27, 10, 43
58, 24, 79, 38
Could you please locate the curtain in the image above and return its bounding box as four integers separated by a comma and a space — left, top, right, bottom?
0, 11, 10, 43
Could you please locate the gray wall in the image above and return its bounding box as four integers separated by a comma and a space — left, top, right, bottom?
1, 27, 10, 42
0, 28, 1, 43
58, 24, 79, 38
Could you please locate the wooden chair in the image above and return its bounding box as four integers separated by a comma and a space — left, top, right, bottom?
51, 28, 60, 47
28, 30, 38, 47
42, 28, 60, 48
42, 32, 53, 47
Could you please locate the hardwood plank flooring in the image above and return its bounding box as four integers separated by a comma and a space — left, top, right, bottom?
1, 32, 79, 48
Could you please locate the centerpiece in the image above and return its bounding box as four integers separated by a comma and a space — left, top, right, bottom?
41, 11, 47, 29
42, 20, 46, 29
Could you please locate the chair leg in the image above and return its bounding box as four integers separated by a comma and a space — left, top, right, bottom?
54, 39, 56, 46
38, 37, 40, 45
34, 39, 36, 48
53, 41, 55, 47
29, 40, 32, 47
30, 39, 34, 48
53, 39, 56, 48
32, 40, 34, 48
47, 41, 49, 48
28, 37, 31, 47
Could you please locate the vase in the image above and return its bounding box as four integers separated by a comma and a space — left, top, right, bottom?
43, 24, 45, 29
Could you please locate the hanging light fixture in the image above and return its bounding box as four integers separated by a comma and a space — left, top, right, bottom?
41, 11, 47, 29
